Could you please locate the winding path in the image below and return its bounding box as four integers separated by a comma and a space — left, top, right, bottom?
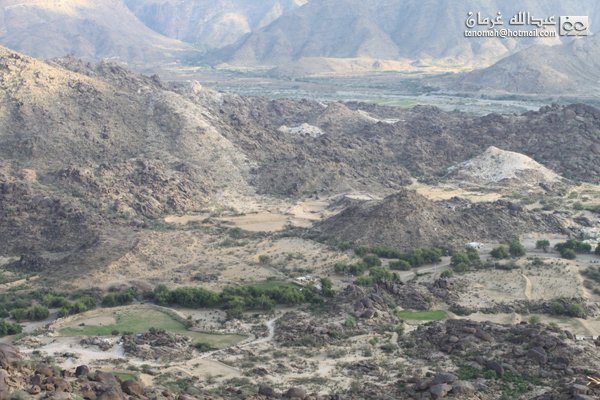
522, 274, 533, 300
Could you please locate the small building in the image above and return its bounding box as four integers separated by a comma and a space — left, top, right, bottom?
465, 242, 483, 249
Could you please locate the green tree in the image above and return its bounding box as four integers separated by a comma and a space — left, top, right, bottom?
562, 249, 576, 260
451, 252, 470, 266
389, 260, 411, 271
320, 277, 335, 298
440, 270, 454, 278
509, 239, 526, 257
27, 305, 49, 321
536, 240, 550, 252
454, 262, 469, 273
490, 245, 508, 259
569, 303, 584, 318
11, 308, 26, 322
362, 255, 382, 267
57, 307, 70, 318
354, 245, 371, 257
550, 302, 565, 315
258, 255, 272, 264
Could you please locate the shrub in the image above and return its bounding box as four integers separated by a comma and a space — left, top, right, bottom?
354, 245, 371, 256
528, 315, 541, 324
509, 239, 526, 257
345, 317, 356, 327
353, 276, 373, 286
57, 307, 70, 318
440, 270, 454, 278
550, 302, 565, 315
451, 252, 470, 266
258, 255, 272, 264
569, 303, 584, 318
380, 342, 397, 354
535, 240, 550, 250
394, 325, 405, 336
490, 245, 508, 259
27, 305, 49, 321
389, 260, 411, 271
455, 262, 469, 273
362, 255, 382, 267
562, 249, 576, 260
11, 309, 26, 322
573, 201, 584, 210
338, 242, 351, 251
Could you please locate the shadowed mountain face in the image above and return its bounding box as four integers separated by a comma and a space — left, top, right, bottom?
207, 0, 600, 66
453, 34, 600, 96
0, 0, 196, 64
124, 0, 307, 47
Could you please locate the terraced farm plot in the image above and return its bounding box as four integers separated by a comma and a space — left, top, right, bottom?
58, 307, 246, 348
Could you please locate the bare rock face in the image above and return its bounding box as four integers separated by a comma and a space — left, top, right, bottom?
0, 345, 21, 370
120, 380, 145, 396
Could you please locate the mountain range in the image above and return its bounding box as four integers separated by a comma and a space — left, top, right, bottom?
0, 0, 598, 72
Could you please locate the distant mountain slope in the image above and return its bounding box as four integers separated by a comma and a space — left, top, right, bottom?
0, 0, 196, 64
208, 0, 598, 67
124, 0, 307, 48
453, 34, 600, 95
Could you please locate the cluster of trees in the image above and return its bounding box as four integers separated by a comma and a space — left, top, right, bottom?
554, 239, 591, 260
333, 261, 368, 276
549, 302, 584, 318
101, 291, 136, 307
450, 247, 481, 272
354, 245, 443, 266
147, 281, 333, 320
490, 240, 526, 259
354, 267, 400, 286
0, 320, 22, 337
12, 304, 49, 322
42, 294, 96, 318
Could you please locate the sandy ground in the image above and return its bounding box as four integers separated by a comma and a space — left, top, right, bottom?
410, 185, 502, 203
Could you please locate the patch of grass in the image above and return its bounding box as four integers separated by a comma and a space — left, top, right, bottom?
58, 308, 246, 348
113, 373, 138, 382
397, 311, 447, 321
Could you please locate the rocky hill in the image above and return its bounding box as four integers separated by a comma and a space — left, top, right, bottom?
447, 146, 570, 189
313, 190, 561, 250
124, 0, 307, 48
207, 0, 596, 67
453, 34, 600, 96
0, 0, 197, 65
2, 45, 600, 279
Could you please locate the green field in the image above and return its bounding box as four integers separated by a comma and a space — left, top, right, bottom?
58, 308, 246, 348
397, 311, 448, 321
113, 373, 138, 382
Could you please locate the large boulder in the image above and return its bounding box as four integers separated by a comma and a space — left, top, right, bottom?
93, 371, 118, 385
97, 387, 125, 400
0, 344, 21, 370
486, 361, 505, 376
430, 384, 452, 398
451, 381, 475, 397
259, 386, 276, 396
285, 387, 306, 399
528, 347, 548, 364
75, 366, 90, 377
430, 373, 458, 386
121, 380, 145, 396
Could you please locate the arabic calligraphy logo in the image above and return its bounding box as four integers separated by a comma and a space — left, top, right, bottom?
559, 16, 589, 36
